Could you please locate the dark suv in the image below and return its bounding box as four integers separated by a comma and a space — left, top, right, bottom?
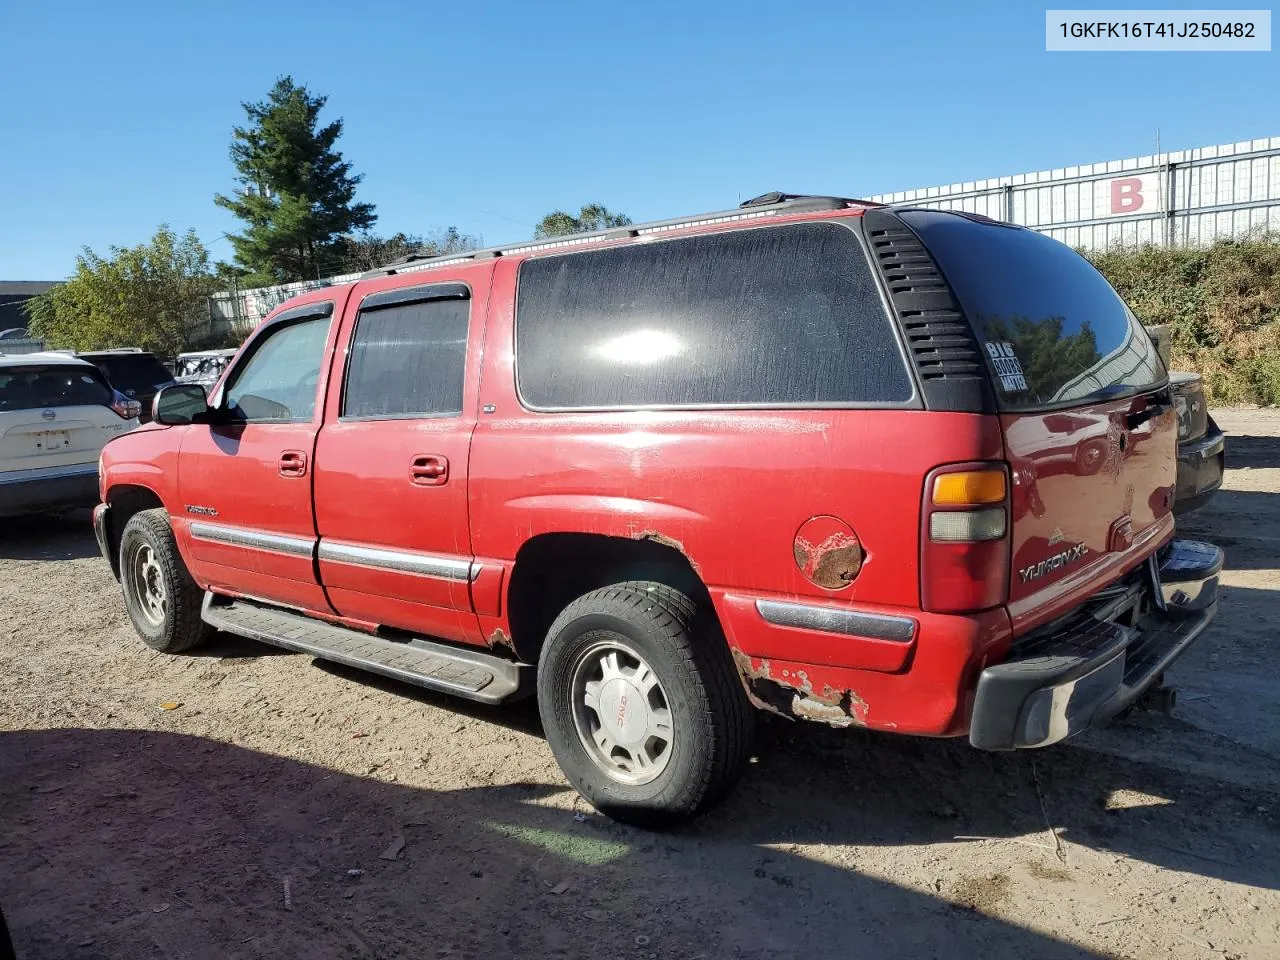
77, 350, 175, 423
94, 194, 1222, 825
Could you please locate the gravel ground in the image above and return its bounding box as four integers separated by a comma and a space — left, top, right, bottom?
1, 408, 1278, 959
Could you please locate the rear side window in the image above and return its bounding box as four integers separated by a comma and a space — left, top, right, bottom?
85, 354, 174, 389
342, 294, 470, 419
515, 222, 913, 409
0, 365, 115, 411
900, 210, 1165, 410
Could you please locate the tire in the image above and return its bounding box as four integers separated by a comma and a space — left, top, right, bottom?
536, 581, 754, 827
119, 508, 212, 654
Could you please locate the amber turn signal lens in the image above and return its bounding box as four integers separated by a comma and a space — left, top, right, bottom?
932, 470, 1007, 506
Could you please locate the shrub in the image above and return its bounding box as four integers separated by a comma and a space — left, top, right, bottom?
1089, 233, 1280, 406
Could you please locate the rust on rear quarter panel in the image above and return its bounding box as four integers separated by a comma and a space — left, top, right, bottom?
634, 529, 701, 574
731, 649, 868, 727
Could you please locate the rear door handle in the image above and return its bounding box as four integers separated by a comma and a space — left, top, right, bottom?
410, 454, 449, 486
279, 450, 308, 477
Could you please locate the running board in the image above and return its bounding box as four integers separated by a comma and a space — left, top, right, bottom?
201, 594, 530, 704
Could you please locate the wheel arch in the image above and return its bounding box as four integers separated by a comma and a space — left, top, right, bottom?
102, 484, 167, 578
505, 532, 716, 664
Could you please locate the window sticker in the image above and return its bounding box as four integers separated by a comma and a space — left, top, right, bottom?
986, 341, 1028, 392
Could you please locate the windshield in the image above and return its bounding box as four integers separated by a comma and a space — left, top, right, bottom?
900, 210, 1166, 410
0, 365, 115, 411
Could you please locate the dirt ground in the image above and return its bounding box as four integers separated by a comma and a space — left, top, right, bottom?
1, 409, 1278, 960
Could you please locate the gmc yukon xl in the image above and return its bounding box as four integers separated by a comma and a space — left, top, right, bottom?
93, 194, 1222, 825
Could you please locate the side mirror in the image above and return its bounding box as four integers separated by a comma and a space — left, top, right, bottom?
153, 383, 211, 426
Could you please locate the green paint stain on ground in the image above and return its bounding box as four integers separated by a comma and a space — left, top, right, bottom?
485, 821, 630, 865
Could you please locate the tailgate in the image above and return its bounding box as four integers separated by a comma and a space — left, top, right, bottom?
1003, 393, 1176, 612
0, 406, 129, 471
0, 364, 133, 472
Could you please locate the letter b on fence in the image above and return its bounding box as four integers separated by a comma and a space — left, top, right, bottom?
1110, 177, 1145, 214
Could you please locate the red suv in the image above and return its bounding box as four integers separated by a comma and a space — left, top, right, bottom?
94, 194, 1222, 825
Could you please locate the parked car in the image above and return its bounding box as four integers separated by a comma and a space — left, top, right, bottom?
1170, 371, 1225, 514
173, 348, 238, 389
93, 194, 1222, 825
0, 352, 139, 517
76, 349, 175, 424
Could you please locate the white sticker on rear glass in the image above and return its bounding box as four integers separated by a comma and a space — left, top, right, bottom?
986, 341, 1028, 392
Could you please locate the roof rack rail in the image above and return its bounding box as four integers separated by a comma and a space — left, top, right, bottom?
362, 193, 882, 278
740, 192, 886, 210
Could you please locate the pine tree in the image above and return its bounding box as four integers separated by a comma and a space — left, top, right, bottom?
215, 77, 376, 284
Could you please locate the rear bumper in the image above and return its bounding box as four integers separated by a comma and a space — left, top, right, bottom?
1174, 418, 1225, 515
969, 539, 1222, 750
0, 466, 99, 518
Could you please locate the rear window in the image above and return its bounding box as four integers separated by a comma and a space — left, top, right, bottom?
84, 354, 174, 389
0, 365, 115, 411
515, 222, 913, 409
901, 210, 1165, 411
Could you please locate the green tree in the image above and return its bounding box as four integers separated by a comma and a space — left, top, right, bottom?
338, 226, 480, 273
25, 227, 217, 355
215, 76, 376, 285
534, 203, 632, 239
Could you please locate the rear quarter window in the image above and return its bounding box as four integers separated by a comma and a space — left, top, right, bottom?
87, 354, 174, 388
515, 222, 914, 409
900, 210, 1165, 410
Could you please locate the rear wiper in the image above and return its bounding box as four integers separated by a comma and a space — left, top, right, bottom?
1075, 383, 1134, 405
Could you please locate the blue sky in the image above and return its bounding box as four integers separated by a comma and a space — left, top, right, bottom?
1, 0, 1274, 279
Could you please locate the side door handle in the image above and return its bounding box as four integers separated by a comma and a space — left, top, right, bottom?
279, 450, 308, 478
410, 454, 449, 486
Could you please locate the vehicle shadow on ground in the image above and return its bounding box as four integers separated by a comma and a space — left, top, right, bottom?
189, 633, 292, 659
1216, 433, 1280, 470
1, 727, 1109, 960
719, 715, 1280, 891
296, 650, 1280, 894
1178, 488, 1280, 570
0, 511, 98, 561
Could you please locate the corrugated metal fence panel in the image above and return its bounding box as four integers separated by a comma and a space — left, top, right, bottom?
0, 338, 47, 355
869, 135, 1280, 250
209, 272, 362, 340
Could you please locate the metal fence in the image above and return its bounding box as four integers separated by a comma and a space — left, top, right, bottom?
868, 136, 1280, 251
0, 337, 48, 355
208, 271, 362, 342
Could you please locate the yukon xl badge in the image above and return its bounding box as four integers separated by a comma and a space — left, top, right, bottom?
1019, 544, 1089, 583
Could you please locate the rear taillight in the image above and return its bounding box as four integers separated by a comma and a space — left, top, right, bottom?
110, 390, 142, 420
921, 464, 1010, 614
